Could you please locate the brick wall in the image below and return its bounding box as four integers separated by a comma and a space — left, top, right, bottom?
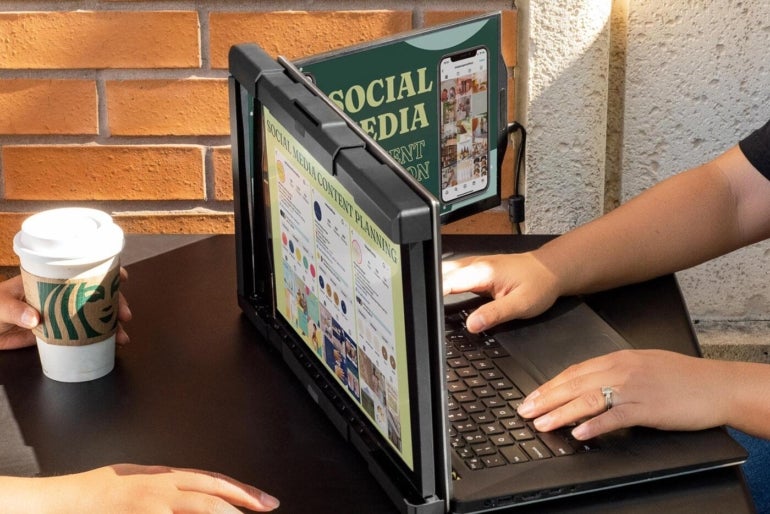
0, 2, 518, 270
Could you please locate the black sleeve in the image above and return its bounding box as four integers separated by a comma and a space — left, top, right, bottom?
738, 119, 770, 179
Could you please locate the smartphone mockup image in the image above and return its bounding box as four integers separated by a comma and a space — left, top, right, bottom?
439, 47, 490, 203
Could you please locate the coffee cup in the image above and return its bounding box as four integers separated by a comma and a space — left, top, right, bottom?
13, 208, 124, 382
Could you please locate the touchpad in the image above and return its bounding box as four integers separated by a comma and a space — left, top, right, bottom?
489, 297, 631, 384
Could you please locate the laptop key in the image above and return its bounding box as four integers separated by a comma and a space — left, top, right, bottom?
499, 388, 524, 400
512, 428, 536, 441
490, 407, 516, 418
520, 440, 551, 460
471, 412, 495, 424
481, 422, 505, 435
465, 457, 484, 470
484, 347, 509, 358
472, 443, 497, 456
465, 350, 485, 361
462, 402, 485, 414
480, 336, 501, 349
489, 433, 515, 447
457, 447, 474, 459
454, 421, 477, 433
448, 357, 469, 368
538, 432, 576, 456
472, 360, 494, 370
500, 417, 526, 430
488, 376, 512, 388
463, 432, 487, 444
457, 367, 479, 378
473, 386, 497, 398
457, 341, 479, 352
500, 445, 529, 464
464, 377, 486, 388
483, 397, 505, 408
481, 454, 507, 468
454, 391, 476, 403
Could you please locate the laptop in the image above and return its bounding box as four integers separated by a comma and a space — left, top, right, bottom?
228, 43, 747, 513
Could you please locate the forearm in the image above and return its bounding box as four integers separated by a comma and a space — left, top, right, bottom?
535, 147, 770, 296
0, 476, 54, 514
720, 361, 770, 439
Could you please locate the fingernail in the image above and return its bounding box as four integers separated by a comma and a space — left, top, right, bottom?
520, 390, 540, 407
517, 400, 534, 417
466, 313, 487, 333
20, 309, 38, 329
533, 414, 552, 431
571, 424, 589, 440
261, 492, 280, 509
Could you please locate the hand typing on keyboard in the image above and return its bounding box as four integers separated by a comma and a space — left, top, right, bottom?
516, 348, 732, 441
445, 311, 598, 471
442, 253, 560, 334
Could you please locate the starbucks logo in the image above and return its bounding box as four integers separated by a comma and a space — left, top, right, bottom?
32, 266, 120, 346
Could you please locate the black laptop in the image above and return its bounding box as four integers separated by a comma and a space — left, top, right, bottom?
228, 43, 746, 514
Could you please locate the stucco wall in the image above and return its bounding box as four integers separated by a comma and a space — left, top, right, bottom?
520, 0, 770, 354
622, 2, 770, 324
519, 1, 612, 232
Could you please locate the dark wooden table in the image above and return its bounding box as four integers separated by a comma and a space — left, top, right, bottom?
0, 235, 755, 513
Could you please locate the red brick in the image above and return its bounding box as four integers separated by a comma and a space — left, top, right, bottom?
115, 212, 234, 234
212, 146, 233, 201
3, 146, 205, 200
0, 213, 27, 267
209, 11, 412, 68
0, 79, 97, 135
107, 79, 229, 136
0, 11, 200, 69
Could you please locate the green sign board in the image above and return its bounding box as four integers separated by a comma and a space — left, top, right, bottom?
297, 13, 507, 223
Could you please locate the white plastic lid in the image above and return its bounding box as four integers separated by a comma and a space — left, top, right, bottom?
13, 208, 124, 263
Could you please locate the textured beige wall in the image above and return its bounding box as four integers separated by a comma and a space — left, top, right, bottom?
621, 2, 770, 323
520, 0, 770, 335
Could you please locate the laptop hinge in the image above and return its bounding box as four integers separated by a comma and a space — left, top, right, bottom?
403, 495, 444, 514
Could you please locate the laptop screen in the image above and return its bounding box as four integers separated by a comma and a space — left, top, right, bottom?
262, 103, 415, 468
229, 43, 448, 507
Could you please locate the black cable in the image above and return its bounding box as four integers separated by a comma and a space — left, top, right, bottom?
506, 121, 526, 234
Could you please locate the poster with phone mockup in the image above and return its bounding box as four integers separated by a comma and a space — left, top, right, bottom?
296, 13, 507, 224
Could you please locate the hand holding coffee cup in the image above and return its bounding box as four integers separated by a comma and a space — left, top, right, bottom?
13, 208, 124, 382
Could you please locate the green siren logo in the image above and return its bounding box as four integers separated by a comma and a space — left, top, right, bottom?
33, 266, 120, 346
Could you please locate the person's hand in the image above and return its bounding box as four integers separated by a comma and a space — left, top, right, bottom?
442, 252, 561, 333
516, 349, 728, 440
0, 275, 39, 349
5, 464, 279, 513
0, 270, 132, 350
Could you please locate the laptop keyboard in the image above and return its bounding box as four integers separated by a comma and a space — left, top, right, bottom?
445, 310, 599, 472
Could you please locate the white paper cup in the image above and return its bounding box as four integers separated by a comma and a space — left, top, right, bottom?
13, 208, 124, 382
